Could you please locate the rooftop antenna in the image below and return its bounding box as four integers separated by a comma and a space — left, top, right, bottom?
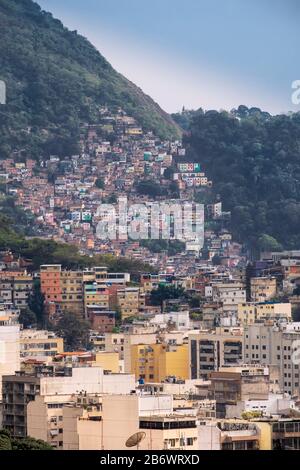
125, 431, 146, 450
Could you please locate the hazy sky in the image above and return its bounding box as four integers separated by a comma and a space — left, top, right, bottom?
38, 0, 300, 114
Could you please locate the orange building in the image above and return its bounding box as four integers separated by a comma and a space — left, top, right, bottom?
40, 265, 62, 303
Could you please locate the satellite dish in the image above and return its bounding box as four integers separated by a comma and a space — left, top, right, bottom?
125, 432, 146, 449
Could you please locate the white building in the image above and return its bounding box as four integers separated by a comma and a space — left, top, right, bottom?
0, 320, 20, 395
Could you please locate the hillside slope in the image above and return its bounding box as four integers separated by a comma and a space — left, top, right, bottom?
0, 0, 181, 158
182, 106, 300, 251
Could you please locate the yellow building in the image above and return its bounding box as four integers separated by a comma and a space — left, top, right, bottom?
130, 343, 189, 382
93, 352, 120, 373
60, 270, 83, 317
254, 418, 300, 450
256, 302, 291, 322
117, 287, 145, 320
238, 302, 292, 325
20, 329, 64, 359
238, 303, 256, 325
250, 277, 277, 302
84, 283, 110, 313
126, 127, 143, 135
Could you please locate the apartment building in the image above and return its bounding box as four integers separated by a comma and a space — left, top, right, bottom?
139, 415, 198, 450
20, 329, 64, 360
3, 365, 135, 442
198, 420, 260, 450
212, 282, 246, 314
130, 343, 189, 383
60, 270, 83, 317
189, 328, 244, 379
209, 366, 270, 418
83, 284, 110, 314
250, 277, 277, 303
238, 302, 292, 325
40, 265, 62, 304
104, 332, 125, 359
0, 274, 33, 310
63, 393, 173, 450
86, 306, 115, 332
0, 318, 20, 396
66, 396, 103, 450
13, 274, 33, 310
2, 372, 40, 438
28, 367, 134, 449
41, 265, 129, 320
255, 418, 300, 450
117, 287, 145, 320
243, 323, 300, 396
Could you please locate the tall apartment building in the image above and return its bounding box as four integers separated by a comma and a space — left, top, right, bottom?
0, 318, 20, 396
13, 274, 33, 310
41, 265, 129, 320
0, 274, 33, 310
123, 331, 157, 373
243, 323, 300, 396
117, 287, 145, 320
189, 328, 244, 379
40, 265, 62, 304
3, 365, 135, 444
83, 284, 110, 314
2, 372, 40, 438
60, 270, 83, 317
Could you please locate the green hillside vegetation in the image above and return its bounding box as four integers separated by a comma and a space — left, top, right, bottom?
0, 0, 180, 160
178, 106, 300, 252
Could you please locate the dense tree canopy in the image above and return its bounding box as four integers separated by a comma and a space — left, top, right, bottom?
174, 106, 300, 251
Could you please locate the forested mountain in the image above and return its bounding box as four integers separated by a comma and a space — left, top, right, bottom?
177, 106, 300, 251
0, 0, 180, 159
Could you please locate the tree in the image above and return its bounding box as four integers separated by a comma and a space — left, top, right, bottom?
0, 429, 12, 450
293, 286, 300, 297
0, 430, 53, 450
107, 194, 117, 204
135, 180, 166, 198
163, 167, 174, 180
257, 234, 283, 253
28, 279, 46, 328
169, 181, 180, 198
11, 436, 53, 450
114, 306, 122, 326
150, 285, 185, 312
54, 312, 90, 351
212, 255, 222, 266
181, 107, 300, 250
18, 308, 37, 329
95, 178, 104, 190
